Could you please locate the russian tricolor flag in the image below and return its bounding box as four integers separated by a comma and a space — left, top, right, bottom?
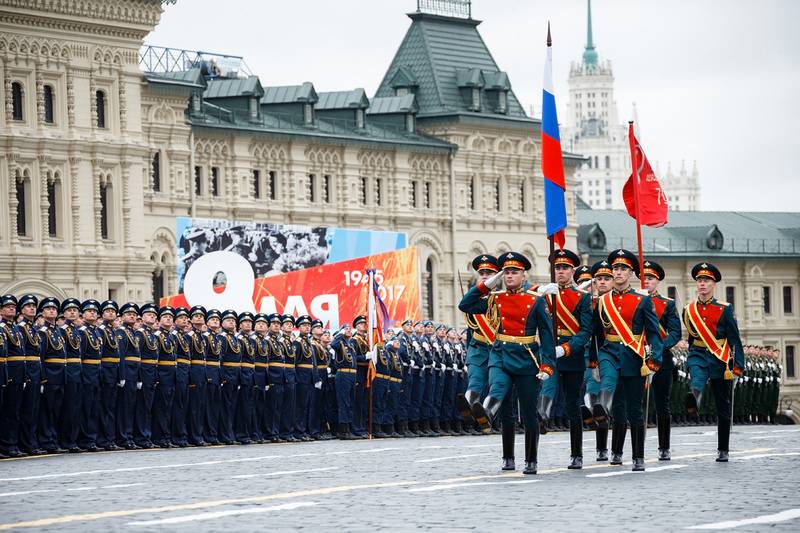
541, 24, 566, 250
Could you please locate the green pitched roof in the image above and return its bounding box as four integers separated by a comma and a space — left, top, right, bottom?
144, 68, 206, 89
577, 208, 800, 258
204, 75, 263, 98
316, 89, 369, 110
375, 12, 527, 118
367, 94, 418, 115
261, 82, 318, 104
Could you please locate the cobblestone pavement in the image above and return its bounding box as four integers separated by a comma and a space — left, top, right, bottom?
0, 425, 798, 532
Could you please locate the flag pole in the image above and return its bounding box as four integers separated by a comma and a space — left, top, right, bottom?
628, 121, 646, 289
548, 235, 558, 353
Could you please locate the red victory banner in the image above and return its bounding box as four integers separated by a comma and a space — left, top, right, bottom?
161, 247, 420, 331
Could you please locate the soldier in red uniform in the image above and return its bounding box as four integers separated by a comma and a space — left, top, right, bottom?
459, 251, 555, 475
683, 262, 744, 462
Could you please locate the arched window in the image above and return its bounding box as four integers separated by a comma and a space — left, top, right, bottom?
194, 166, 202, 196
375, 178, 382, 206
210, 167, 219, 196
268, 170, 277, 200
151, 152, 161, 192
593, 155, 599, 168
425, 257, 435, 320
100, 180, 110, 240
96, 90, 106, 128
43, 85, 54, 124
425, 182, 431, 209
322, 175, 331, 203
15, 172, 28, 236
519, 180, 526, 211
11, 82, 23, 121
495, 179, 501, 211
152, 268, 165, 303
308, 173, 316, 202
468, 176, 475, 210
605, 155, 611, 169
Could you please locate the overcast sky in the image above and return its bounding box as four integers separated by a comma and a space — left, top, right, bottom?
147, 0, 800, 212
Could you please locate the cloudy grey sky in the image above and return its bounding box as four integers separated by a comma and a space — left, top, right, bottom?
147, 0, 800, 212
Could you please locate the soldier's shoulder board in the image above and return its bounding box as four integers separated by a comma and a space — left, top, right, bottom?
716, 300, 730, 307
79, 326, 88, 331
490, 290, 506, 295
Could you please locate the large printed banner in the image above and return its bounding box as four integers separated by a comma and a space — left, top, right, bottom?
176, 217, 407, 291
161, 247, 420, 331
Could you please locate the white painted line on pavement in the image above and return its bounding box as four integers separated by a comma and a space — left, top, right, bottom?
103, 483, 147, 489
353, 447, 401, 453
125, 501, 319, 526
415, 453, 491, 463
586, 464, 688, 478
231, 467, 339, 479
686, 508, 800, 530
736, 452, 800, 460
407, 480, 540, 492
65, 487, 95, 492
0, 489, 58, 498
0, 482, 145, 498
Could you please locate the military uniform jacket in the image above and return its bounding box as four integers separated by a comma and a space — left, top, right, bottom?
280, 334, 296, 385
683, 297, 745, 378
40, 322, 67, 385
136, 327, 159, 386
375, 344, 391, 378
61, 320, 83, 384
18, 318, 42, 382
652, 293, 682, 370
415, 335, 433, 369
79, 324, 102, 385
155, 327, 177, 386
311, 338, 328, 381
589, 287, 664, 376
329, 334, 356, 374
187, 328, 207, 386
98, 320, 121, 385
406, 335, 425, 369
252, 333, 269, 387
352, 334, 369, 372
397, 333, 412, 369
172, 329, 191, 386
204, 331, 222, 385
1, 319, 26, 384
459, 283, 556, 376
545, 287, 593, 373
219, 330, 241, 386
293, 336, 318, 385
432, 335, 448, 372
118, 325, 141, 383
237, 332, 256, 386
266, 333, 285, 384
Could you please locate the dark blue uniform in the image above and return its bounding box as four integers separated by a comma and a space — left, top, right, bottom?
96, 320, 121, 449
372, 343, 392, 436
396, 331, 414, 434
134, 325, 159, 448
279, 333, 297, 441
651, 292, 681, 456
330, 333, 357, 437
187, 327, 207, 445
77, 322, 102, 450
171, 328, 191, 446
253, 331, 269, 442
60, 319, 83, 450
293, 335, 317, 440
17, 317, 43, 453
308, 336, 329, 438
116, 324, 140, 448
0, 319, 27, 455
408, 333, 427, 435
38, 320, 67, 452
234, 331, 256, 444
218, 329, 241, 444
351, 332, 369, 437
152, 327, 176, 447
203, 330, 222, 444
265, 330, 285, 441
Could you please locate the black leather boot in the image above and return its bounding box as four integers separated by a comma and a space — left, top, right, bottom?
568, 421, 583, 469
523, 429, 538, 475
716, 418, 731, 462
631, 424, 645, 471
658, 416, 671, 460
501, 423, 516, 471
592, 390, 613, 430
610, 423, 626, 465
596, 426, 609, 461
685, 389, 702, 421
472, 396, 501, 434
457, 393, 474, 420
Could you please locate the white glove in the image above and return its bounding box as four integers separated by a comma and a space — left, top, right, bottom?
327, 367, 332, 376
645, 345, 652, 357
118, 379, 126, 388
577, 279, 593, 291
314, 381, 322, 390
368, 349, 378, 365
265, 385, 270, 392
535, 282, 558, 296
40, 384, 45, 394
23, 382, 27, 390
410, 360, 417, 369
536, 372, 550, 381
484, 270, 503, 289
237, 385, 241, 390
136, 381, 143, 390
555, 346, 566, 358
634, 288, 649, 297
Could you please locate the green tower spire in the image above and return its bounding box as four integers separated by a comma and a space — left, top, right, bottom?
582, 0, 598, 67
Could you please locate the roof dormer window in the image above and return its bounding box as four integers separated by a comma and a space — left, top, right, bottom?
396, 87, 409, 96
471, 87, 481, 112
498, 90, 507, 114
405, 113, 415, 133
356, 108, 365, 129
303, 103, 314, 126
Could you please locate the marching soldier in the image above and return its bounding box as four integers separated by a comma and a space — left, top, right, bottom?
203, 309, 222, 445
152, 306, 177, 448
683, 262, 745, 462
641, 260, 682, 460
371, 330, 393, 438
539, 249, 593, 469
134, 303, 160, 449
187, 306, 208, 446
330, 324, 358, 439
59, 298, 84, 453
37, 297, 67, 454
116, 302, 141, 449
252, 313, 270, 443
77, 300, 102, 452
17, 295, 44, 455
418, 321, 436, 436
0, 295, 24, 457
589, 249, 663, 472
459, 251, 556, 474
218, 309, 241, 445
171, 307, 192, 447
279, 314, 298, 442
320, 330, 338, 439
265, 313, 285, 442
96, 299, 121, 451
235, 312, 256, 444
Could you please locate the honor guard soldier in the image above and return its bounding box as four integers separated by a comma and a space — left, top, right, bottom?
16, 295, 44, 455
187, 306, 208, 446
76, 300, 102, 452
321, 331, 338, 439
418, 321, 436, 436
0, 295, 24, 457
641, 260, 682, 460
292, 315, 316, 441
331, 325, 358, 439
589, 249, 663, 472
439, 326, 457, 435
218, 309, 241, 445
371, 331, 393, 439
116, 302, 141, 449
264, 313, 286, 442
459, 252, 556, 474
387, 335, 404, 437
152, 306, 177, 448
170, 307, 191, 447
459, 255, 501, 423
234, 312, 256, 444
585, 260, 613, 461
37, 297, 67, 453
395, 320, 415, 437
96, 300, 121, 451
351, 315, 370, 438
309, 319, 330, 440
278, 314, 298, 442
410, 321, 430, 436
539, 249, 593, 469
134, 303, 160, 448
252, 313, 270, 443
451, 329, 469, 434
203, 309, 223, 445
683, 262, 745, 462
59, 298, 84, 452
